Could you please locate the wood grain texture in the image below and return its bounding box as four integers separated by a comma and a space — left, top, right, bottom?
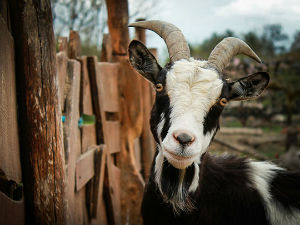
96, 62, 120, 112
90, 145, 106, 219
0, 6, 24, 224
104, 155, 121, 225
90, 147, 108, 225
105, 0, 129, 57
100, 34, 112, 62
87, 56, 105, 145
10, 0, 66, 224
56, 52, 68, 110
106, 1, 145, 224
135, 23, 156, 180
0, 15, 22, 183
79, 56, 97, 152
63, 59, 87, 225
104, 121, 121, 154
58, 37, 68, 56
68, 30, 81, 59
75, 147, 96, 192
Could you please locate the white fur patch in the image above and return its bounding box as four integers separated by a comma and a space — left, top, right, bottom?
189, 162, 200, 192
161, 58, 223, 169
248, 161, 300, 225
154, 150, 164, 193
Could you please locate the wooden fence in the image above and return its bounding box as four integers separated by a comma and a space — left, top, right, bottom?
0, 0, 156, 224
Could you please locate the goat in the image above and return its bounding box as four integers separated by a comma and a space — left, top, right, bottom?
128, 20, 300, 225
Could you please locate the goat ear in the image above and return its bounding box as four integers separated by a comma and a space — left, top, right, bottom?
228, 72, 270, 101
128, 40, 162, 84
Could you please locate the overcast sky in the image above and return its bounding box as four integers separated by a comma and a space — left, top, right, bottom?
129, 0, 300, 60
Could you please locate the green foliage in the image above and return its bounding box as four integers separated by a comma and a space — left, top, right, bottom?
81, 42, 101, 58
261, 124, 283, 134
190, 24, 288, 60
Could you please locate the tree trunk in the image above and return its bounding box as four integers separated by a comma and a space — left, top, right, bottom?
10, 1, 66, 224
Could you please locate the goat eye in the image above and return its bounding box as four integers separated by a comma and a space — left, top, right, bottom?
156, 83, 163, 92
219, 98, 228, 106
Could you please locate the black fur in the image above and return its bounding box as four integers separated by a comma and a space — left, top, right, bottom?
142, 154, 270, 225
203, 84, 229, 134
160, 159, 195, 201
150, 66, 173, 143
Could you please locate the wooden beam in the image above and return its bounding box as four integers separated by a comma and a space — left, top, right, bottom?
87, 56, 105, 145
63, 59, 87, 224
78, 56, 97, 152
68, 30, 81, 59
0, 13, 22, 184
106, 1, 145, 224
134, 18, 146, 44
58, 37, 68, 56
100, 34, 112, 62
105, 0, 129, 59
56, 52, 68, 110
75, 147, 96, 192
10, 0, 66, 224
134, 20, 156, 180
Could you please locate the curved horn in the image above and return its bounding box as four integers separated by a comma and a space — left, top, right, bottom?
129, 20, 190, 62
208, 37, 261, 72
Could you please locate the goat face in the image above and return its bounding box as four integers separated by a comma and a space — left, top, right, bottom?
129, 40, 269, 170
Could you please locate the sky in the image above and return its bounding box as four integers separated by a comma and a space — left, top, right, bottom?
129, 0, 300, 61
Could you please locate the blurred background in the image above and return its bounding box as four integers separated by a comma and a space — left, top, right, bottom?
0, 0, 299, 224
51, 0, 300, 169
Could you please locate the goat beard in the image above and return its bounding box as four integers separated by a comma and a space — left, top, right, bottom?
155, 153, 197, 214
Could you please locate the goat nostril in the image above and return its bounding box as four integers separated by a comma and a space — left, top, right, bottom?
173, 132, 195, 145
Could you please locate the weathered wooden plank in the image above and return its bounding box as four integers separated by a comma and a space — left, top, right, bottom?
134, 18, 146, 43
105, 121, 121, 154
91, 145, 106, 219
58, 36, 68, 56
100, 34, 112, 62
10, 1, 66, 223
87, 56, 105, 145
0, 15, 22, 183
68, 30, 81, 59
63, 59, 86, 225
106, 1, 145, 224
135, 22, 156, 180
56, 52, 68, 110
0, 192, 24, 225
104, 155, 121, 225
75, 146, 96, 192
105, 0, 129, 58
96, 62, 120, 112
79, 56, 97, 152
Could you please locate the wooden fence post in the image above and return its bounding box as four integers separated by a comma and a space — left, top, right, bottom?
100, 34, 112, 62
134, 19, 156, 181
105, 0, 145, 224
10, 1, 66, 224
